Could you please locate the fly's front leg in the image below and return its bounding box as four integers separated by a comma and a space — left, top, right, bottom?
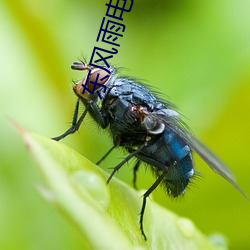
88, 100, 107, 129
52, 99, 108, 141
52, 99, 88, 141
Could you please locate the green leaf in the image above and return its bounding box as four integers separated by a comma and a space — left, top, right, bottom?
19, 128, 226, 250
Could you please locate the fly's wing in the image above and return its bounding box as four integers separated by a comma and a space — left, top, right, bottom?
182, 132, 248, 197
152, 109, 247, 198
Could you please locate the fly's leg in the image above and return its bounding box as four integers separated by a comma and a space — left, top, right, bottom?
133, 160, 141, 189
52, 99, 108, 141
140, 172, 166, 240
107, 143, 146, 184
88, 100, 107, 129
96, 145, 116, 165
52, 99, 88, 141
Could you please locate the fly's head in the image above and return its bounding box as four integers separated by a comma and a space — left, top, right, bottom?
71, 61, 114, 101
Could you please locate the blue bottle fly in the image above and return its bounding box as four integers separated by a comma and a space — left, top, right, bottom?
52, 61, 246, 240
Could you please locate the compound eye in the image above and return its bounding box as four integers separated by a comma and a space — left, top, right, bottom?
72, 62, 111, 100
71, 62, 110, 88
86, 68, 111, 92
142, 116, 165, 134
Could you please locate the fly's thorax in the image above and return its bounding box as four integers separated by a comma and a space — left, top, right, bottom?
71, 62, 116, 101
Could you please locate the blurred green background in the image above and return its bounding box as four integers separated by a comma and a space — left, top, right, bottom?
1, 0, 250, 249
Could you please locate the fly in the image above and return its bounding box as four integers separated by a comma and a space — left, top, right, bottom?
52, 61, 247, 240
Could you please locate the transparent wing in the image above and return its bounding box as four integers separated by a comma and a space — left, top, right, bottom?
150, 110, 247, 198
169, 121, 247, 198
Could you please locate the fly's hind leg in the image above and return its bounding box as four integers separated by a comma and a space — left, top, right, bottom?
140, 172, 166, 240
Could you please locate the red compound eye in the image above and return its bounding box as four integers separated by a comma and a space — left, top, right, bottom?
71, 61, 110, 100
86, 67, 110, 91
